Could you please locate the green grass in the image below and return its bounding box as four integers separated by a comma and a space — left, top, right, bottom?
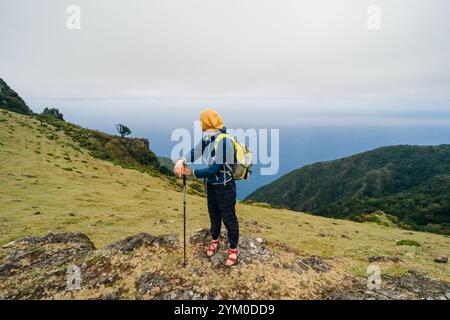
246, 144, 450, 235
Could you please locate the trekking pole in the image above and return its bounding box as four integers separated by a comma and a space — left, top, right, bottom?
182, 173, 187, 266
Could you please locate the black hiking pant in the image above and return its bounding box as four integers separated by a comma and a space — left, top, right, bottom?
207, 180, 239, 249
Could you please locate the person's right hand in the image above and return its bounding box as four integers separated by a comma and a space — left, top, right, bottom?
173, 159, 185, 177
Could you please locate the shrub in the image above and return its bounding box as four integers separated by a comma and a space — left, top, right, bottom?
41, 108, 64, 121
190, 182, 204, 193
396, 239, 421, 247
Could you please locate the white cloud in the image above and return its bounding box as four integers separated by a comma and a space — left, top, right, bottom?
1, 0, 449, 111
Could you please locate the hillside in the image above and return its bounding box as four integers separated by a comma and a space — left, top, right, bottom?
0, 78, 33, 115
35, 114, 169, 176
246, 145, 450, 235
158, 156, 176, 176
0, 109, 449, 299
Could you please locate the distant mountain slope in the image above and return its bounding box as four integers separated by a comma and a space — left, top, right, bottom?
246, 145, 450, 234
0, 78, 33, 115
158, 156, 175, 176
158, 156, 174, 169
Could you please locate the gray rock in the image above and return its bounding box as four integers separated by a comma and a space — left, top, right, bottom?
298, 256, 331, 273
154, 234, 178, 247
190, 228, 273, 264
3, 232, 95, 250
190, 228, 216, 244
238, 236, 273, 263
81, 256, 120, 289
210, 251, 227, 267
105, 233, 156, 253
191, 267, 205, 277
434, 255, 448, 263
105, 233, 178, 253
95, 291, 120, 300
0, 232, 95, 298
368, 255, 402, 263
304, 256, 331, 273
135, 272, 170, 298
326, 271, 450, 300
284, 256, 332, 274
160, 289, 213, 300
256, 275, 265, 283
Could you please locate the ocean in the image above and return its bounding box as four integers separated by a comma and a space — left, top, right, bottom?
30, 102, 450, 200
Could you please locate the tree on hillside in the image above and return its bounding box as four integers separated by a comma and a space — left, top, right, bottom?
116, 124, 132, 138
41, 108, 64, 121
36, 114, 46, 125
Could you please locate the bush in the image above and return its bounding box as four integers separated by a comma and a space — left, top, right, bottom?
396, 239, 421, 247
41, 108, 64, 121
364, 213, 382, 224
189, 182, 204, 193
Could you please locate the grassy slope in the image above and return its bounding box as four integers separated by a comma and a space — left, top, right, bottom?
0, 109, 449, 283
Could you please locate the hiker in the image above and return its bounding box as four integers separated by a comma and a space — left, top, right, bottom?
174, 109, 239, 267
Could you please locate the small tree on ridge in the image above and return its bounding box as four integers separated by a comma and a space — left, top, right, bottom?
116, 124, 132, 138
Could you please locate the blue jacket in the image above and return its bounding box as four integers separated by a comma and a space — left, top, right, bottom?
183, 127, 235, 185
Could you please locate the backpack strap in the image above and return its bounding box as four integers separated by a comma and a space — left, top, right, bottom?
215, 134, 235, 185
216, 133, 237, 148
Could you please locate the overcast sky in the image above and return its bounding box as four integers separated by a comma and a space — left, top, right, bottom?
1, 0, 450, 123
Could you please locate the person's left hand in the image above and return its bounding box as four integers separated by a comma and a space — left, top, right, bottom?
181, 166, 193, 176
173, 159, 185, 177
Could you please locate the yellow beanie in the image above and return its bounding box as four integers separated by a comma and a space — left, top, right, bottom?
200, 109, 224, 131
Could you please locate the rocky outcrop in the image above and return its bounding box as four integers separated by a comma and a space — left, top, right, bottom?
1, 231, 448, 300
135, 272, 171, 298
105, 233, 178, 253
368, 255, 403, 263
0, 233, 95, 277
434, 255, 448, 263
135, 272, 218, 300
190, 228, 273, 266
5, 232, 95, 248
0, 232, 96, 299
326, 271, 450, 300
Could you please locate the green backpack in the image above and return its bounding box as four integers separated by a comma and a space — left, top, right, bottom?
215, 133, 253, 180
